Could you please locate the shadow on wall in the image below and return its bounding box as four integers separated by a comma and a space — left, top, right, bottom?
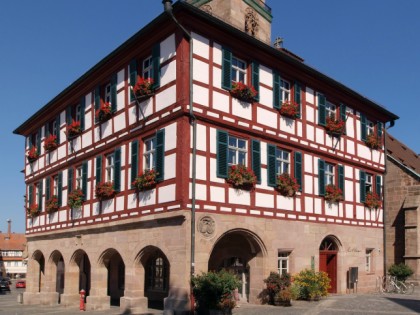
392, 206, 405, 264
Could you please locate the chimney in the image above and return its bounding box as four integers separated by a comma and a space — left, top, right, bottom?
6, 219, 11, 239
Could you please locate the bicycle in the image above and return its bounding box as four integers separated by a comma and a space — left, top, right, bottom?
380, 275, 415, 294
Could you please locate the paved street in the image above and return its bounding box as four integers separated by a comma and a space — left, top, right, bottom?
1, 282, 420, 314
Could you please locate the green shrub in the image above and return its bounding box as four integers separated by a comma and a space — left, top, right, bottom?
292, 269, 330, 300
262, 272, 291, 305
191, 270, 240, 313
388, 263, 414, 282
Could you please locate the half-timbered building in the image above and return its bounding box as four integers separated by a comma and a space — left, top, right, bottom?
14, 0, 398, 313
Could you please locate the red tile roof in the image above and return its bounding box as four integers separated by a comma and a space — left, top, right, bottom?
386, 133, 420, 174
0, 233, 26, 251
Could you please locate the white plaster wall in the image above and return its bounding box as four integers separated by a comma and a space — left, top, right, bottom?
315, 127, 324, 145
212, 91, 229, 112
209, 128, 217, 154
114, 112, 125, 133
209, 158, 224, 184
210, 186, 225, 203
192, 32, 210, 59
259, 86, 272, 108
280, 116, 295, 134
213, 42, 222, 65
314, 198, 322, 214
259, 65, 272, 87
346, 116, 355, 138
356, 205, 364, 219
193, 84, 209, 107
213, 67, 222, 89
160, 34, 176, 63
257, 107, 276, 127
256, 192, 274, 208
347, 139, 355, 155
190, 183, 207, 200
192, 154, 207, 181
127, 193, 137, 209
139, 189, 156, 207
160, 61, 176, 87
117, 69, 125, 91
84, 93, 92, 130
194, 124, 207, 152
358, 145, 371, 159
165, 123, 177, 151
116, 196, 124, 211
140, 97, 153, 118
325, 202, 338, 216
306, 87, 314, 104
228, 188, 250, 205
193, 59, 209, 84
232, 98, 252, 120
156, 85, 176, 112
304, 175, 313, 194
128, 106, 136, 126
277, 195, 293, 211
304, 154, 313, 173
306, 106, 314, 123
306, 125, 315, 142
158, 184, 176, 203
345, 180, 354, 202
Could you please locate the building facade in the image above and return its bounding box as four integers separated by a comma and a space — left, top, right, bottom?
385, 134, 420, 280
14, 1, 398, 313
0, 220, 27, 279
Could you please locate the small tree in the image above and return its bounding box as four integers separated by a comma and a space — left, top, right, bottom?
388, 263, 414, 282
262, 272, 291, 305
293, 269, 330, 300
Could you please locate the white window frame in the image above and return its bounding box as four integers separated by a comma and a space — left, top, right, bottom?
105, 153, 115, 182
228, 136, 247, 167
276, 148, 290, 175
104, 83, 111, 104
366, 119, 375, 136
280, 79, 290, 102
366, 249, 373, 272
53, 176, 58, 196
325, 162, 335, 186
75, 104, 82, 122
365, 173, 373, 193
76, 166, 83, 189
231, 56, 247, 83
326, 101, 337, 120
278, 252, 290, 275
144, 137, 156, 171
143, 55, 153, 79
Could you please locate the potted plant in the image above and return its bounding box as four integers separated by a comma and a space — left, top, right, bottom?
230, 81, 257, 103
279, 100, 299, 119
68, 188, 84, 209
133, 76, 154, 100
192, 270, 240, 315
45, 195, 59, 214
27, 147, 39, 163
326, 116, 345, 136
226, 164, 257, 190
364, 191, 381, 209
44, 134, 58, 152
66, 120, 82, 139
27, 203, 39, 218
95, 181, 116, 200
324, 184, 343, 203
132, 169, 158, 191
95, 102, 112, 123
276, 173, 300, 197
274, 287, 293, 307
365, 133, 381, 150
388, 263, 414, 282
292, 269, 330, 301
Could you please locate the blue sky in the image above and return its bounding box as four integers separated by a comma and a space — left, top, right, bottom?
1, 0, 419, 233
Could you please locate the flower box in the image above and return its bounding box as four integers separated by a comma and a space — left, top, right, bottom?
365, 191, 381, 209
230, 81, 257, 103
365, 133, 381, 150
226, 164, 257, 190
66, 120, 82, 139
96, 102, 112, 123
45, 195, 59, 214
133, 76, 154, 100
276, 172, 300, 197
326, 116, 345, 136
132, 169, 158, 191
279, 101, 299, 119
27, 203, 39, 218
27, 147, 39, 163
44, 134, 58, 152
95, 181, 116, 200
324, 184, 343, 203
68, 188, 84, 209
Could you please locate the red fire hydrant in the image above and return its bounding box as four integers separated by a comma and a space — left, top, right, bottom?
80, 289, 86, 311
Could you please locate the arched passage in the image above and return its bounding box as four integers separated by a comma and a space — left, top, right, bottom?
69, 249, 91, 299
48, 250, 65, 301
99, 248, 125, 306
319, 235, 341, 293
135, 246, 170, 310
208, 229, 266, 303
32, 250, 45, 293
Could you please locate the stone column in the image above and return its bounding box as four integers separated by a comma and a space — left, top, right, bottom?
23, 258, 42, 305
39, 260, 59, 305
60, 269, 80, 307
120, 264, 147, 314
86, 264, 110, 310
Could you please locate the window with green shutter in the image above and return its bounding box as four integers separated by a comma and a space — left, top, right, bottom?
82, 161, 88, 199
152, 44, 161, 90
339, 104, 347, 135
294, 152, 302, 191
338, 165, 344, 198
68, 168, 74, 193
79, 96, 85, 131
360, 170, 366, 203
294, 82, 301, 118
217, 130, 228, 178
45, 177, 51, 202
251, 62, 259, 102
251, 139, 261, 184
28, 185, 33, 207
273, 72, 281, 110
267, 144, 277, 187
129, 59, 137, 102
375, 175, 382, 198
110, 73, 118, 113
318, 159, 325, 196
318, 93, 326, 126
57, 172, 63, 207
131, 140, 139, 187
38, 181, 43, 211
96, 156, 102, 184
360, 114, 367, 142
155, 129, 165, 182
222, 47, 232, 90
114, 148, 121, 192
94, 85, 101, 123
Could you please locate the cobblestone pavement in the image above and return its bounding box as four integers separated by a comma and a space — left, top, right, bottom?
1, 284, 420, 314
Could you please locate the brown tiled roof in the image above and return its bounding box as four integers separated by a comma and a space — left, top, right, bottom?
386, 133, 420, 174
0, 233, 26, 251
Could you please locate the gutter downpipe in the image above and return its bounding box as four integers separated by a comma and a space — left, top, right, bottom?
163, 0, 197, 312
383, 120, 395, 276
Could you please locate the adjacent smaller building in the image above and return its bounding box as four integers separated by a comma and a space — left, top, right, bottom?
0, 220, 27, 278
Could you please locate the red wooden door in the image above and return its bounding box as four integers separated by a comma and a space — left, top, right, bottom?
319, 251, 337, 293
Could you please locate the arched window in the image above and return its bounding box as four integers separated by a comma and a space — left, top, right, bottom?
147, 256, 168, 291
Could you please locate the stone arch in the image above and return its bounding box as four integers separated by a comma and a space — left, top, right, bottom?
45, 250, 65, 299
97, 248, 125, 306
208, 228, 267, 303
68, 249, 91, 298
31, 250, 45, 293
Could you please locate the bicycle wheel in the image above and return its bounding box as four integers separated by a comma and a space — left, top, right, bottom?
396, 281, 407, 294
406, 283, 415, 295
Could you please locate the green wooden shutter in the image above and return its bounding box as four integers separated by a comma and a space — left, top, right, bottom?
221, 47, 232, 90
273, 71, 281, 110
360, 170, 366, 203
377, 122, 383, 146
267, 144, 277, 187
46, 177, 51, 201
82, 161, 88, 200
114, 147, 121, 192
294, 81, 301, 118
152, 44, 161, 89
94, 85, 101, 123
58, 172, 63, 207
66, 106, 72, 125
45, 124, 50, 137
318, 93, 326, 126
361, 114, 367, 142
96, 156, 102, 184
155, 129, 165, 182
251, 139, 261, 184
80, 96, 85, 131
131, 140, 138, 187
338, 164, 345, 198
68, 168, 73, 193
38, 181, 43, 211
294, 151, 302, 191
28, 185, 33, 206
37, 129, 41, 154
251, 61, 259, 102
56, 114, 61, 144
111, 73, 117, 113
318, 159, 325, 196
340, 103, 346, 135
375, 175, 382, 198
129, 59, 137, 102
216, 130, 228, 178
